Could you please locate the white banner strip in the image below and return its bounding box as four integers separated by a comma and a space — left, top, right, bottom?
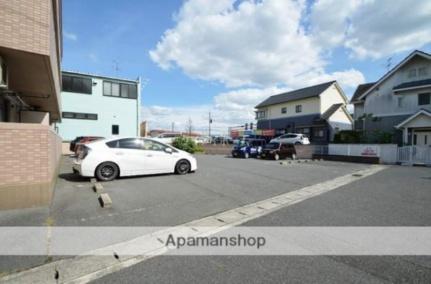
1, 227, 431, 256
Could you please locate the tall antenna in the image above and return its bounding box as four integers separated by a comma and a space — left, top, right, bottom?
113, 60, 120, 76
385, 57, 392, 72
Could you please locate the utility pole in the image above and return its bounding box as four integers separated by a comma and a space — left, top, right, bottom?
208, 112, 212, 138
171, 122, 175, 132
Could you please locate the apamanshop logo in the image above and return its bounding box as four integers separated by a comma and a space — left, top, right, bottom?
165, 234, 266, 249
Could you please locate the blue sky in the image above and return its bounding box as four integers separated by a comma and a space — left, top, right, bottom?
62, 0, 223, 107
62, 0, 431, 134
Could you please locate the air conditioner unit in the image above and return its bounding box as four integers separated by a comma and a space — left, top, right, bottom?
0, 56, 8, 89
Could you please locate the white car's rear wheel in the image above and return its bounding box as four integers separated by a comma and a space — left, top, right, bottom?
96, 162, 119, 181
175, 159, 191, 175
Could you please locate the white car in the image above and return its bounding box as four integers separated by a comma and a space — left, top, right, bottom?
270, 133, 310, 145
152, 133, 182, 145
72, 137, 197, 181
195, 136, 210, 144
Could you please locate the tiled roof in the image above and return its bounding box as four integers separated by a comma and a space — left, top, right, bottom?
350, 82, 375, 103
255, 81, 335, 108
393, 79, 431, 91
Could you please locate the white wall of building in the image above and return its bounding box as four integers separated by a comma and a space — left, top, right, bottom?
363, 56, 431, 116
320, 84, 346, 113
261, 97, 320, 120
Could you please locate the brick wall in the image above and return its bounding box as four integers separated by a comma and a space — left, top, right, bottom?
0, 0, 50, 55
0, 122, 62, 209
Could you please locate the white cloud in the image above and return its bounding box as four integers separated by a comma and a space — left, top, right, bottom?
147, 0, 431, 131
150, 0, 355, 88
310, 0, 431, 59
64, 31, 78, 41
146, 0, 374, 132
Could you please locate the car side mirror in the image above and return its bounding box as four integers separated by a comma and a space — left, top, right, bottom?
164, 147, 173, 154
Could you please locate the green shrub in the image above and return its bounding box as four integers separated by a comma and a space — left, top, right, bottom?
333, 130, 393, 144
172, 136, 203, 154
333, 130, 363, 143
365, 130, 393, 144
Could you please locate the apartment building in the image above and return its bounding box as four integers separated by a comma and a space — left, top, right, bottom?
0, 0, 63, 209
57, 71, 141, 142
351, 50, 431, 145
255, 81, 352, 143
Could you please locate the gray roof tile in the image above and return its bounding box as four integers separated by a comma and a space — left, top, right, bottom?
350, 82, 375, 103
255, 81, 335, 108
393, 79, 431, 91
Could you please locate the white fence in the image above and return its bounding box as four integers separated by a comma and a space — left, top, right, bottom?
398, 146, 431, 165
313, 144, 398, 164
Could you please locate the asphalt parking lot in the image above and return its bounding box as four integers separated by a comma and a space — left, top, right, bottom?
50, 155, 369, 226
1, 155, 431, 282
93, 162, 431, 284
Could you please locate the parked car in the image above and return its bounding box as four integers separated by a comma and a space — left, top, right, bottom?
153, 133, 182, 144
270, 133, 310, 145
70, 136, 104, 153
211, 136, 233, 144
195, 136, 211, 144
261, 142, 296, 160
72, 137, 197, 181
231, 138, 266, 158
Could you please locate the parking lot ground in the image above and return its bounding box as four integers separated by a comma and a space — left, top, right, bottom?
2, 155, 429, 282
0, 155, 369, 275
50, 155, 370, 226
93, 165, 431, 284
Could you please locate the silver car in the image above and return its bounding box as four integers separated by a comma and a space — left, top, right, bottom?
270, 133, 310, 145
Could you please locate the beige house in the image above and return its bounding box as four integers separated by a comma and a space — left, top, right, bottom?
351, 50, 431, 145
0, 0, 63, 209
255, 81, 352, 143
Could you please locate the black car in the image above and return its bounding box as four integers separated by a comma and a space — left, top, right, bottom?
260, 142, 296, 160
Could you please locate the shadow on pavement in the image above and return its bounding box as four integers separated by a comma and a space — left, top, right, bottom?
58, 173, 89, 182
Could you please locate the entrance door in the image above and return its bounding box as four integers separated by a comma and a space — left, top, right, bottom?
415, 131, 431, 146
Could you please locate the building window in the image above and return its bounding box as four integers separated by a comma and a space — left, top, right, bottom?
313, 128, 325, 138
62, 112, 98, 120
112, 125, 119, 135
298, 128, 310, 135
103, 81, 137, 99
418, 93, 430, 105
281, 107, 287, 114
418, 67, 428, 77
62, 75, 92, 94
408, 68, 417, 78
255, 111, 266, 119
295, 105, 302, 113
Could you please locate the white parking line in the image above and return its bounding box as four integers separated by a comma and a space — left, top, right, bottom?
0, 165, 386, 284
